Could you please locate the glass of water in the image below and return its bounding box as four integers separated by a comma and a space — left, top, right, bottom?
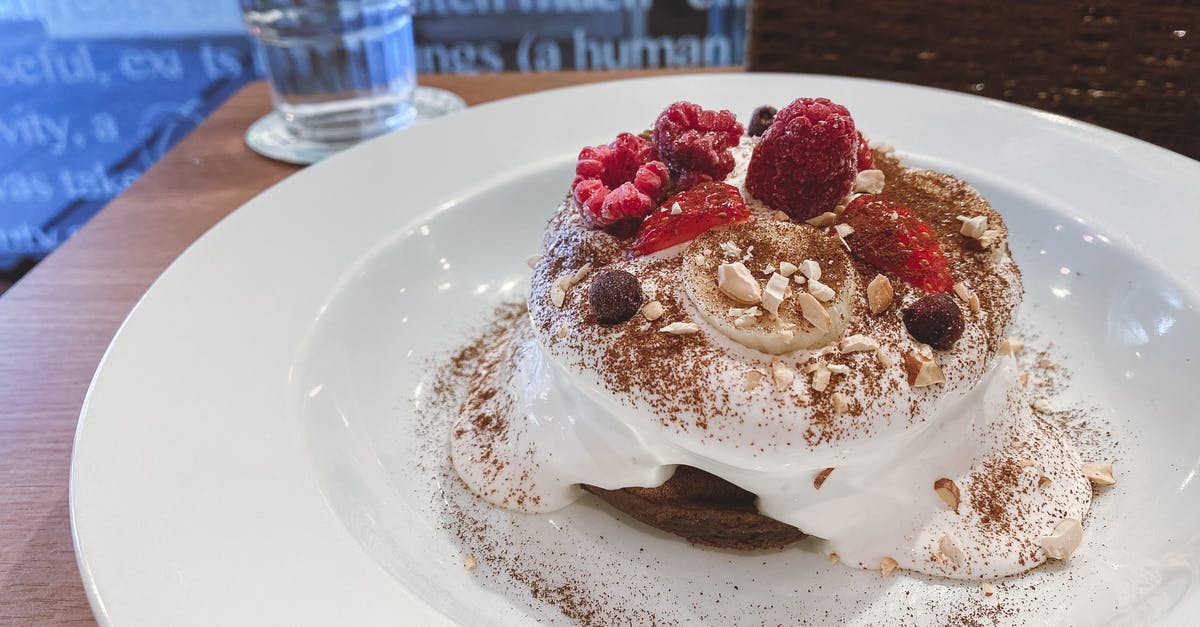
241, 0, 442, 163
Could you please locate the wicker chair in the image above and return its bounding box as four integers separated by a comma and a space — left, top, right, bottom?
746, 1, 1199, 159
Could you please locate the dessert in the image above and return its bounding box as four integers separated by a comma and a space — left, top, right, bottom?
450, 97, 1111, 580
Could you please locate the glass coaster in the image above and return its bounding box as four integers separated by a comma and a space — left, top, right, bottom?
245, 86, 467, 165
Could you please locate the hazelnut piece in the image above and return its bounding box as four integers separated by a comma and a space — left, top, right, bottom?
934, 477, 961, 512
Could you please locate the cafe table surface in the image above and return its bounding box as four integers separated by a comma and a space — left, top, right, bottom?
0, 68, 722, 626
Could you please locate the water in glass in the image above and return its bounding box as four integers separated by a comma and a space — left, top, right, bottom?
242, 0, 416, 144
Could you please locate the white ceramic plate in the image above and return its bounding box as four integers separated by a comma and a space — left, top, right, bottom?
71, 74, 1200, 626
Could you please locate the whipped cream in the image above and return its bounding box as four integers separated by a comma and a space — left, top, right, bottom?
451, 139, 1094, 580
452, 320, 1090, 579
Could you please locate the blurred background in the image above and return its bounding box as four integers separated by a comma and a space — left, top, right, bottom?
0, 0, 746, 290
2, 0, 1195, 294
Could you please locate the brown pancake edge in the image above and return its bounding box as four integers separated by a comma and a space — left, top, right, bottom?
582, 465, 806, 551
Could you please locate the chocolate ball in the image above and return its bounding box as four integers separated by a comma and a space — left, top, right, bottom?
588, 270, 643, 324
747, 105, 777, 137
902, 294, 964, 350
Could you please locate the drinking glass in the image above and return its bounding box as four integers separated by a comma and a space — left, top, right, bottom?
241, 0, 460, 163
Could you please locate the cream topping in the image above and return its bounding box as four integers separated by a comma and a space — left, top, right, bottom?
450, 138, 1093, 580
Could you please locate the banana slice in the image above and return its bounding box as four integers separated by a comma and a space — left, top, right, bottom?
684, 221, 858, 354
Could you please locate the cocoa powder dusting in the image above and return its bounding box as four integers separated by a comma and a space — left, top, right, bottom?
395, 142, 1123, 624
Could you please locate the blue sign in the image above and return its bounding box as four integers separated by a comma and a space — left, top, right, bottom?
0, 0, 744, 276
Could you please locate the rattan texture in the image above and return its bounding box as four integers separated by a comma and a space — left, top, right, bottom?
747, 1, 1198, 159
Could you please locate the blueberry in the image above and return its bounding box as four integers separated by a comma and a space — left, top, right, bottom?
747, 105, 777, 137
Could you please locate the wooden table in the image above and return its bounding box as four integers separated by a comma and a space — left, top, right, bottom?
0, 69, 720, 625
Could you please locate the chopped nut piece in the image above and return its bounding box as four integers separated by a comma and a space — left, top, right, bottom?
952, 281, 972, 302
1037, 519, 1084, 559
934, 478, 961, 513
669, 202, 683, 215
807, 278, 836, 302
806, 212, 837, 227
1032, 398, 1052, 413
762, 263, 776, 275
876, 349, 894, 367
826, 363, 850, 375
792, 274, 807, 284
771, 359, 795, 390
982, 583, 996, 597
773, 210, 790, 221
1081, 462, 1116, 486
1019, 371, 1030, 386
718, 262, 762, 305
762, 273, 791, 316
914, 360, 946, 387
798, 259, 821, 281
526, 254, 542, 269
997, 337, 1023, 356
659, 322, 700, 335
811, 365, 832, 392
831, 392, 849, 414
957, 214, 988, 238
730, 306, 762, 328
834, 223, 854, 239
778, 261, 798, 277
1038, 359, 1057, 369
867, 274, 894, 314
570, 262, 593, 285
641, 300, 665, 321
814, 467, 834, 489
744, 369, 765, 391
968, 293, 980, 313
556, 325, 569, 339
796, 292, 831, 332
1017, 459, 1036, 468
551, 265, 590, 308
905, 352, 946, 387
840, 334, 879, 353
880, 557, 898, 577
979, 229, 1003, 249
1038, 475, 1052, 488
853, 168, 885, 194
719, 241, 742, 257
939, 534, 965, 565
464, 555, 478, 571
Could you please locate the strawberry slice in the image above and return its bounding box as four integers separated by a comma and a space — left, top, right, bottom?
630, 181, 749, 256
841, 195, 954, 293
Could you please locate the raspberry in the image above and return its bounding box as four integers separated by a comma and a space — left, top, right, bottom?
652, 101, 744, 190
745, 97, 859, 220
903, 294, 964, 350
572, 132, 669, 228
856, 131, 874, 171
630, 181, 748, 257
840, 195, 954, 293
